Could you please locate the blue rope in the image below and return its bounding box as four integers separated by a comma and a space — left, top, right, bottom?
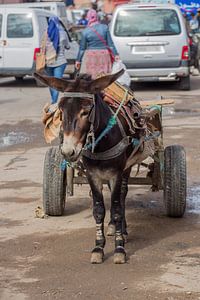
85, 90, 128, 151
132, 131, 160, 146
86, 115, 117, 150
147, 104, 162, 112
60, 159, 71, 171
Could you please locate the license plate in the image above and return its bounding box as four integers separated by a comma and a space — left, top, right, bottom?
132, 45, 162, 53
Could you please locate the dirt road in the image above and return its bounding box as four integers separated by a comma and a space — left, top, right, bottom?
0, 77, 200, 300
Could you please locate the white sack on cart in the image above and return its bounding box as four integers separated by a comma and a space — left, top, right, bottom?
112, 60, 131, 87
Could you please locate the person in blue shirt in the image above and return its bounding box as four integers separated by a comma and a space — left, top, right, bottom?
78, 13, 88, 26
75, 9, 119, 79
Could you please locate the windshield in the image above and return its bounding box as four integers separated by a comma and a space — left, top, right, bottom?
114, 9, 181, 37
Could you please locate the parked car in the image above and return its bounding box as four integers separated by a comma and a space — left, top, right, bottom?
0, 7, 78, 86
110, 3, 191, 90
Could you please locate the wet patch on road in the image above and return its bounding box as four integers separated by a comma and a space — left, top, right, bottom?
0, 120, 46, 151
187, 185, 200, 215
0, 131, 31, 148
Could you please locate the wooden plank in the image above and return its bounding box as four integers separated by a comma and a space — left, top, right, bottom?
140, 99, 174, 107
73, 176, 152, 185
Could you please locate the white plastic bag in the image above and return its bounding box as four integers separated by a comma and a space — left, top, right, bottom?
111, 60, 131, 87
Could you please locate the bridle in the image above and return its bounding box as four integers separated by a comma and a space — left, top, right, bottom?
61, 92, 131, 161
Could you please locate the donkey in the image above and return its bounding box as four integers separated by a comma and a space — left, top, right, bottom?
35, 70, 143, 264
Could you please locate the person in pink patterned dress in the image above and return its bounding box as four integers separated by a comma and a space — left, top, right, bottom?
75, 9, 119, 79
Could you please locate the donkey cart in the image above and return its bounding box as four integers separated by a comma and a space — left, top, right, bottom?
42, 98, 187, 219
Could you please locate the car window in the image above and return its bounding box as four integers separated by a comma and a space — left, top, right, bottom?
0, 14, 2, 37
7, 13, 33, 38
114, 9, 181, 37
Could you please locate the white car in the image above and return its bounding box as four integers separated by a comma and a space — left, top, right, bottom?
0, 7, 78, 85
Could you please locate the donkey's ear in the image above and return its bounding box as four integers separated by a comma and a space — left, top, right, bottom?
34, 72, 76, 92
89, 69, 125, 93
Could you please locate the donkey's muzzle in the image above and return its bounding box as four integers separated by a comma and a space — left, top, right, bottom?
61, 142, 82, 162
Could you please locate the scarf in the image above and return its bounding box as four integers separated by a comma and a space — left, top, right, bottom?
47, 17, 60, 53
87, 9, 99, 27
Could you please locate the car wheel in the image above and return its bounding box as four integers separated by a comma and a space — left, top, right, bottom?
15, 76, 24, 82
177, 75, 190, 90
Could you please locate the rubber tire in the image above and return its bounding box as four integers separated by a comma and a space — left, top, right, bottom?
43, 147, 66, 216
15, 76, 24, 81
178, 76, 190, 91
164, 145, 186, 218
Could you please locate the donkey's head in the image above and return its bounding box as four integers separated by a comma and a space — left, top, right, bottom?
34, 70, 124, 161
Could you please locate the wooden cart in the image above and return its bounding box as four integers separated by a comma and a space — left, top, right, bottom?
42, 97, 187, 218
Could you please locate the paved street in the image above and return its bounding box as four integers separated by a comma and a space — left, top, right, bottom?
0, 75, 200, 300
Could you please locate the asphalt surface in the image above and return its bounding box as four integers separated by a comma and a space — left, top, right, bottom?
0, 75, 200, 300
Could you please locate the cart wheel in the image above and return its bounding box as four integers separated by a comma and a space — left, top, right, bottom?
43, 147, 66, 216
164, 145, 186, 217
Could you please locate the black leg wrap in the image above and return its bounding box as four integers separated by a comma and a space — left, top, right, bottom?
92, 246, 104, 254
96, 238, 105, 248
114, 246, 126, 254
115, 232, 125, 249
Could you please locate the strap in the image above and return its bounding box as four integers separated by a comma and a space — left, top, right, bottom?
64, 92, 94, 98
82, 136, 131, 160
90, 27, 112, 52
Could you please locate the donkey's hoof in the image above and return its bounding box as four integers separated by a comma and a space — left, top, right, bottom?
107, 224, 116, 236
114, 252, 126, 264
114, 249, 126, 264
91, 248, 104, 264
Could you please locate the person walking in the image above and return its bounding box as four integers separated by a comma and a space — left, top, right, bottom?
44, 17, 70, 104
77, 12, 88, 26
75, 9, 119, 79
189, 12, 199, 34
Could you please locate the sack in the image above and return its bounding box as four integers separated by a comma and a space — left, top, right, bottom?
112, 60, 131, 86
36, 32, 47, 72
107, 47, 115, 64
104, 80, 134, 105
36, 52, 46, 72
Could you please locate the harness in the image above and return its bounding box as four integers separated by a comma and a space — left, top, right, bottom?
62, 92, 159, 163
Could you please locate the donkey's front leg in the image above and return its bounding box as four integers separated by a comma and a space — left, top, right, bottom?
88, 175, 105, 264
110, 174, 126, 264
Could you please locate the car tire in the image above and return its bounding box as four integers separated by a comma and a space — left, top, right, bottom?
178, 75, 190, 90
15, 76, 24, 82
